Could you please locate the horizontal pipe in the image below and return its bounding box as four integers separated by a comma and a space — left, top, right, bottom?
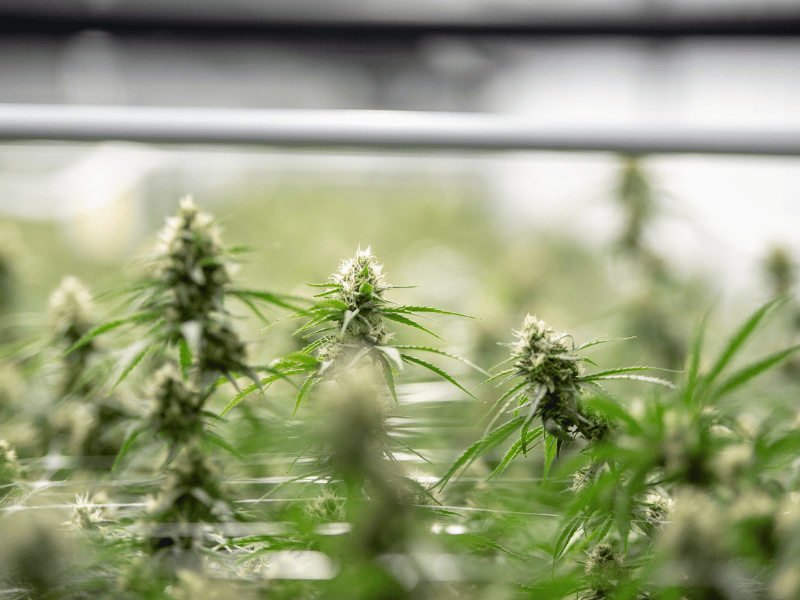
1, 103, 799, 156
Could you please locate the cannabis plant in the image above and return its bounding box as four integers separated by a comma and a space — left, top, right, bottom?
437, 314, 673, 488
220, 246, 483, 420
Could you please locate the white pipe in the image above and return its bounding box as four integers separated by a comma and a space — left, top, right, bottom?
2, 104, 800, 156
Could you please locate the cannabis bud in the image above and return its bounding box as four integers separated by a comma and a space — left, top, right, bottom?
48, 276, 95, 344
511, 315, 586, 440
153, 196, 231, 326
330, 246, 390, 346
316, 247, 392, 376
147, 364, 203, 445
585, 542, 626, 591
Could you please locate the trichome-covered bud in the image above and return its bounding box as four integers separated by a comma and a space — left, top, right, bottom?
147, 364, 204, 445
331, 247, 390, 346
48, 276, 95, 345
584, 543, 626, 592
643, 491, 674, 529
511, 315, 599, 441
69, 492, 111, 531
512, 315, 579, 389
152, 196, 231, 327
145, 443, 234, 555
0, 439, 22, 495
304, 487, 347, 524
48, 276, 97, 396
195, 321, 248, 377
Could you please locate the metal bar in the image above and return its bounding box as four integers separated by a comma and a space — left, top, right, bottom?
2, 104, 800, 156
3, 8, 800, 39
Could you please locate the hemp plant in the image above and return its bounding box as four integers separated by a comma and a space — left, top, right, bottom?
437, 314, 674, 488
529, 298, 800, 600
219, 246, 484, 419
65, 197, 298, 462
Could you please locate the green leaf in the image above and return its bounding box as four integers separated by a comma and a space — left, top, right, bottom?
553, 515, 583, 561
203, 431, 247, 461
684, 309, 711, 405
112, 426, 143, 471
481, 380, 527, 434
542, 435, 557, 483
215, 369, 304, 422
714, 343, 800, 399
476, 367, 516, 389
579, 365, 676, 382
107, 341, 154, 395
400, 353, 476, 399
293, 377, 316, 418
377, 353, 398, 405
178, 338, 192, 380
702, 297, 782, 391
574, 336, 635, 352
436, 417, 524, 489
585, 374, 677, 389
227, 288, 307, 312
487, 426, 543, 480
384, 313, 442, 340
229, 291, 271, 325
392, 437, 433, 465
377, 346, 404, 372
394, 345, 490, 376
275, 351, 320, 369
383, 306, 476, 319
316, 298, 348, 311
63, 312, 159, 355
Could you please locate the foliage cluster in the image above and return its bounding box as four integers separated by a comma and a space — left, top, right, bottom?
0, 188, 799, 600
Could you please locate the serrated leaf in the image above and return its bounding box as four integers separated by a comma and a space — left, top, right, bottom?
376, 346, 404, 372
392, 436, 432, 465
436, 417, 523, 489
229, 292, 271, 325
684, 309, 710, 405
480, 380, 527, 433
553, 516, 584, 561
702, 297, 782, 391
214, 371, 299, 422
714, 343, 800, 399
107, 341, 153, 395
276, 351, 320, 369
586, 374, 677, 389
204, 431, 247, 461
377, 353, 398, 405
394, 345, 489, 376
400, 353, 475, 399
383, 305, 476, 319
477, 367, 516, 389
487, 426, 543, 480
227, 288, 307, 312
579, 365, 676, 382
293, 377, 316, 418
317, 297, 348, 310
574, 336, 635, 352
384, 313, 442, 339
63, 312, 159, 356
